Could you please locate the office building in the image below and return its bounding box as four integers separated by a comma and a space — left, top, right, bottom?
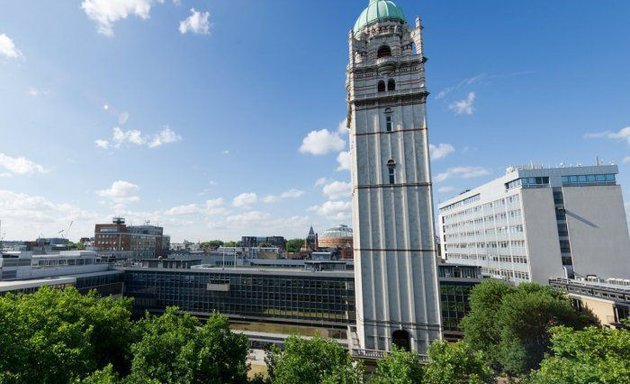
439, 164, 630, 284
241, 236, 286, 249
95, 217, 169, 258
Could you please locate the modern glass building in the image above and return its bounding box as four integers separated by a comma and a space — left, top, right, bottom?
123, 267, 356, 328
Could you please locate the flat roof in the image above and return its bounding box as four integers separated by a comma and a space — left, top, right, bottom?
120, 266, 354, 279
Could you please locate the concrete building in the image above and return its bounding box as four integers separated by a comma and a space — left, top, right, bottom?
550, 277, 630, 328
241, 236, 286, 250
347, 0, 442, 353
439, 164, 630, 284
95, 217, 169, 258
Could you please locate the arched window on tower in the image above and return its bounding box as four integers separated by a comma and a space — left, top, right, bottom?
377, 45, 392, 58
387, 160, 396, 184
384, 108, 393, 132
378, 80, 386, 93
388, 79, 396, 91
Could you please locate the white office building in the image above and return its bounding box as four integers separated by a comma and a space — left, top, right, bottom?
439, 164, 630, 284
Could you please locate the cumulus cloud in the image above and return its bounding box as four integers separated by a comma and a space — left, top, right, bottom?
435, 166, 490, 182
449, 92, 476, 115
337, 118, 349, 135
299, 129, 346, 155
0, 34, 23, 59
96, 126, 181, 149
322, 180, 352, 200
336, 151, 351, 171
81, 0, 152, 36
584, 126, 630, 144
148, 127, 182, 148
28, 87, 51, 97
233, 192, 257, 207
623, 156, 630, 164
164, 204, 198, 216
0, 190, 99, 240
308, 200, 352, 221
262, 189, 305, 203
97, 180, 140, 206
0, 153, 47, 175
429, 143, 455, 161
179, 8, 211, 35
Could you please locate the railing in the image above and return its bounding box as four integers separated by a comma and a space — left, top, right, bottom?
352, 348, 429, 362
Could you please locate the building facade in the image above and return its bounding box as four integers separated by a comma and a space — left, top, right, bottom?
95, 217, 168, 258
347, 0, 442, 353
439, 165, 630, 284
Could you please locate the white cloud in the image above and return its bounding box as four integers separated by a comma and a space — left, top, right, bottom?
28, 87, 51, 97
97, 126, 181, 149
299, 129, 346, 155
0, 190, 99, 240
0, 153, 47, 175
164, 204, 199, 216
118, 112, 129, 125
584, 127, 630, 144
623, 156, 630, 164
435, 166, 490, 182
309, 200, 352, 221
81, 0, 152, 37
0, 34, 23, 59
97, 180, 140, 206
336, 151, 351, 171
322, 180, 352, 200
262, 189, 305, 203
233, 192, 257, 207
148, 127, 182, 148
95, 139, 110, 149
429, 143, 455, 160
222, 150, 230, 155
449, 92, 476, 115
315, 177, 330, 187
436, 74, 485, 100
337, 118, 349, 135
226, 210, 271, 225
179, 8, 211, 35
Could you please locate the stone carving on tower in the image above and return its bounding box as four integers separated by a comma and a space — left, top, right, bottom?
347, 0, 442, 354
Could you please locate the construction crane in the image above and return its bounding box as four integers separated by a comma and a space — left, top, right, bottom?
59, 221, 74, 240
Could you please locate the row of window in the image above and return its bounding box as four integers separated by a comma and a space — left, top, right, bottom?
505, 176, 550, 190
482, 267, 530, 281
441, 195, 520, 223
562, 174, 615, 185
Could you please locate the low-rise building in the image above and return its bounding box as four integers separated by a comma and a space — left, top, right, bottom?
95, 217, 169, 258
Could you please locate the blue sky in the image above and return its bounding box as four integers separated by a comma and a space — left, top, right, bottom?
1, 0, 629, 242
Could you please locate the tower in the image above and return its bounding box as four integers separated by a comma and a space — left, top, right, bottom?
346, 0, 442, 353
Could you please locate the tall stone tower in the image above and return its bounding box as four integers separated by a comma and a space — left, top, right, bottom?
346, 0, 442, 354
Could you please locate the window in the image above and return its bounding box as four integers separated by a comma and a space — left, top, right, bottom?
385, 108, 392, 132
387, 79, 396, 91
387, 160, 396, 184
377, 80, 385, 92
377, 45, 391, 58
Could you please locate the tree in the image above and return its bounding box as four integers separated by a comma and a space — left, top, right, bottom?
461, 279, 515, 369
371, 346, 424, 384
461, 280, 596, 376
528, 326, 630, 384
496, 284, 595, 375
224, 241, 238, 247
201, 240, 224, 250
286, 239, 305, 253
423, 341, 493, 384
129, 307, 249, 384
267, 336, 363, 384
0, 287, 134, 384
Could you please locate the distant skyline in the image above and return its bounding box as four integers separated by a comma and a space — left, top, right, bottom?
1, 1, 629, 242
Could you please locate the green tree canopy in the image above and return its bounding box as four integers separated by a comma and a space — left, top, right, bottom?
267, 336, 363, 384
286, 239, 305, 253
461, 280, 596, 376
0, 287, 134, 384
423, 341, 493, 384
528, 326, 630, 384
129, 307, 249, 384
371, 346, 424, 384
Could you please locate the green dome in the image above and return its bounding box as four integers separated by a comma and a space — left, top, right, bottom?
353, 0, 406, 33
